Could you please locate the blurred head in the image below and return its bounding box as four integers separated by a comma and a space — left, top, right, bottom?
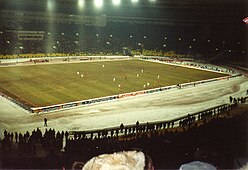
179, 161, 216, 170
81, 150, 154, 170
72, 161, 85, 170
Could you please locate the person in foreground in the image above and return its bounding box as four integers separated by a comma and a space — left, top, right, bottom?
72, 150, 154, 170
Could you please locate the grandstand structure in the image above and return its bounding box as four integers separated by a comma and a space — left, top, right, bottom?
0, 0, 247, 169
0, 0, 246, 61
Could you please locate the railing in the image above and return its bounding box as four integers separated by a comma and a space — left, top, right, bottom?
69, 103, 238, 139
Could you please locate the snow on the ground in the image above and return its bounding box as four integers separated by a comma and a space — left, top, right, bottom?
0, 74, 247, 139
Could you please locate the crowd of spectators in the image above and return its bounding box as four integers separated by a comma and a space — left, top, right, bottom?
59, 106, 248, 169
0, 101, 247, 169
230, 96, 247, 104
1, 128, 66, 157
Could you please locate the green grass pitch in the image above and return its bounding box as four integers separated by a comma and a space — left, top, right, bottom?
0, 59, 227, 107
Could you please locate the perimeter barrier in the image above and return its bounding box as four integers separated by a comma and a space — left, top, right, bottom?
69, 103, 238, 139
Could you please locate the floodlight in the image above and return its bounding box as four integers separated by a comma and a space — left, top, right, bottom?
112, 0, 121, 6
78, 0, 85, 9
131, 0, 138, 3
94, 0, 103, 8
47, 0, 55, 11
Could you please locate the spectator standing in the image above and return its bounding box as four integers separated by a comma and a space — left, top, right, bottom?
15, 132, 18, 143
44, 118, 48, 127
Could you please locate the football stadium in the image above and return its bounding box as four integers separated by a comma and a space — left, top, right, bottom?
0, 0, 247, 169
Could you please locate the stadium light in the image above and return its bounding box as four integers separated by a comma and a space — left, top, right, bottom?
47, 0, 55, 11
94, 0, 103, 8
131, 0, 139, 4
78, 0, 85, 9
112, 0, 121, 6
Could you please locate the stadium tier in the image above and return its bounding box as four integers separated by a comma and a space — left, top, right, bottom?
0, 0, 247, 169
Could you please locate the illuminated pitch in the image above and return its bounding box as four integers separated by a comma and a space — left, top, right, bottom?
0, 59, 227, 108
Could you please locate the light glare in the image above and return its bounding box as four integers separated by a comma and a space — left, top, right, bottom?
112, 0, 121, 6
47, 0, 55, 11
131, 0, 139, 3
94, 0, 103, 8
78, 0, 85, 9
